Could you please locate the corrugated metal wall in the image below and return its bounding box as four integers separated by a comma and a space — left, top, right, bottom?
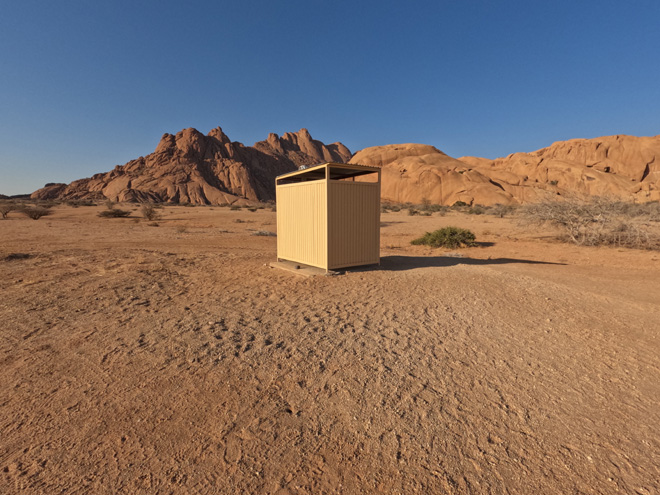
276, 181, 328, 269
327, 181, 380, 269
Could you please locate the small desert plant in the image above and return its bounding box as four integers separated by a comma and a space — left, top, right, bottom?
230, 205, 242, 211
452, 201, 469, 208
411, 227, 477, 248
105, 199, 116, 209
98, 209, 131, 218
467, 205, 485, 215
0, 203, 15, 219
490, 204, 516, 218
66, 200, 96, 207
21, 207, 52, 220
141, 204, 159, 221
408, 207, 420, 216
252, 230, 276, 237
247, 207, 257, 212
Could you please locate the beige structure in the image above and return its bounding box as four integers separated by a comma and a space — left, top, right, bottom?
276, 163, 381, 271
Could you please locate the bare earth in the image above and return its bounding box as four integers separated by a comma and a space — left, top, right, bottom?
1, 205, 659, 494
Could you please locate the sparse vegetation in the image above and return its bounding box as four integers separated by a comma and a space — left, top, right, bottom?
408, 207, 420, 216
21, 207, 52, 220
230, 205, 242, 211
98, 209, 131, 218
452, 201, 469, 208
66, 199, 96, 207
0, 203, 15, 219
522, 197, 660, 250
411, 227, 477, 248
467, 205, 485, 215
490, 204, 516, 218
251, 230, 276, 236
141, 204, 160, 221
247, 207, 257, 212
105, 199, 115, 209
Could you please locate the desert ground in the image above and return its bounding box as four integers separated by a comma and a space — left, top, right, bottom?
1, 204, 659, 494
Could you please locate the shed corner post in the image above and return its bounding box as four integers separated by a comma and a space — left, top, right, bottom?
325, 163, 330, 272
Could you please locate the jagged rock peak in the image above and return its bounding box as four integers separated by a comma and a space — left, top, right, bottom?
30, 124, 352, 205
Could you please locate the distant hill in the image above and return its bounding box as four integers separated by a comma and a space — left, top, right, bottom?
31, 129, 660, 206
31, 127, 351, 204
349, 135, 660, 205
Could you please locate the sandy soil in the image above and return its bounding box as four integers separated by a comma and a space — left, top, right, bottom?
1, 205, 659, 494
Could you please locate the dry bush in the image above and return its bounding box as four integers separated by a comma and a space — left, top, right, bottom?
467, 205, 485, 215
0, 203, 15, 219
21, 207, 52, 220
490, 204, 517, 218
98, 209, 131, 218
66, 199, 96, 207
141, 204, 160, 221
522, 197, 659, 249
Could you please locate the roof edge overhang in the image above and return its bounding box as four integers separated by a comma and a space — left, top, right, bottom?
276, 162, 380, 184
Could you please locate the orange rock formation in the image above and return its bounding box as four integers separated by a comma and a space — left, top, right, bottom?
31, 127, 351, 204
350, 135, 660, 205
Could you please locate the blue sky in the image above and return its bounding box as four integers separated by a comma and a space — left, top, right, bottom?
1, 0, 659, 195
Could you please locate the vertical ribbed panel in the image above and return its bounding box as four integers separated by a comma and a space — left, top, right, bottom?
327, 181, 380, 269
276, 181, 328, 269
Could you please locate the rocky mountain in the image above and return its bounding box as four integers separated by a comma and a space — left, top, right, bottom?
32, 127, 351, 204
349, 135, 660, 205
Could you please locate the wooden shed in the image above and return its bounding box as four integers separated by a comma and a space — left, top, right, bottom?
275, 162, 381, 271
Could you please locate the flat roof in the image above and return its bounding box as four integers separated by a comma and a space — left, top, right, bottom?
276, 162, 380, 183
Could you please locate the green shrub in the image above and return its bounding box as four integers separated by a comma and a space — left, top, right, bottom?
411, 227, 477, 248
